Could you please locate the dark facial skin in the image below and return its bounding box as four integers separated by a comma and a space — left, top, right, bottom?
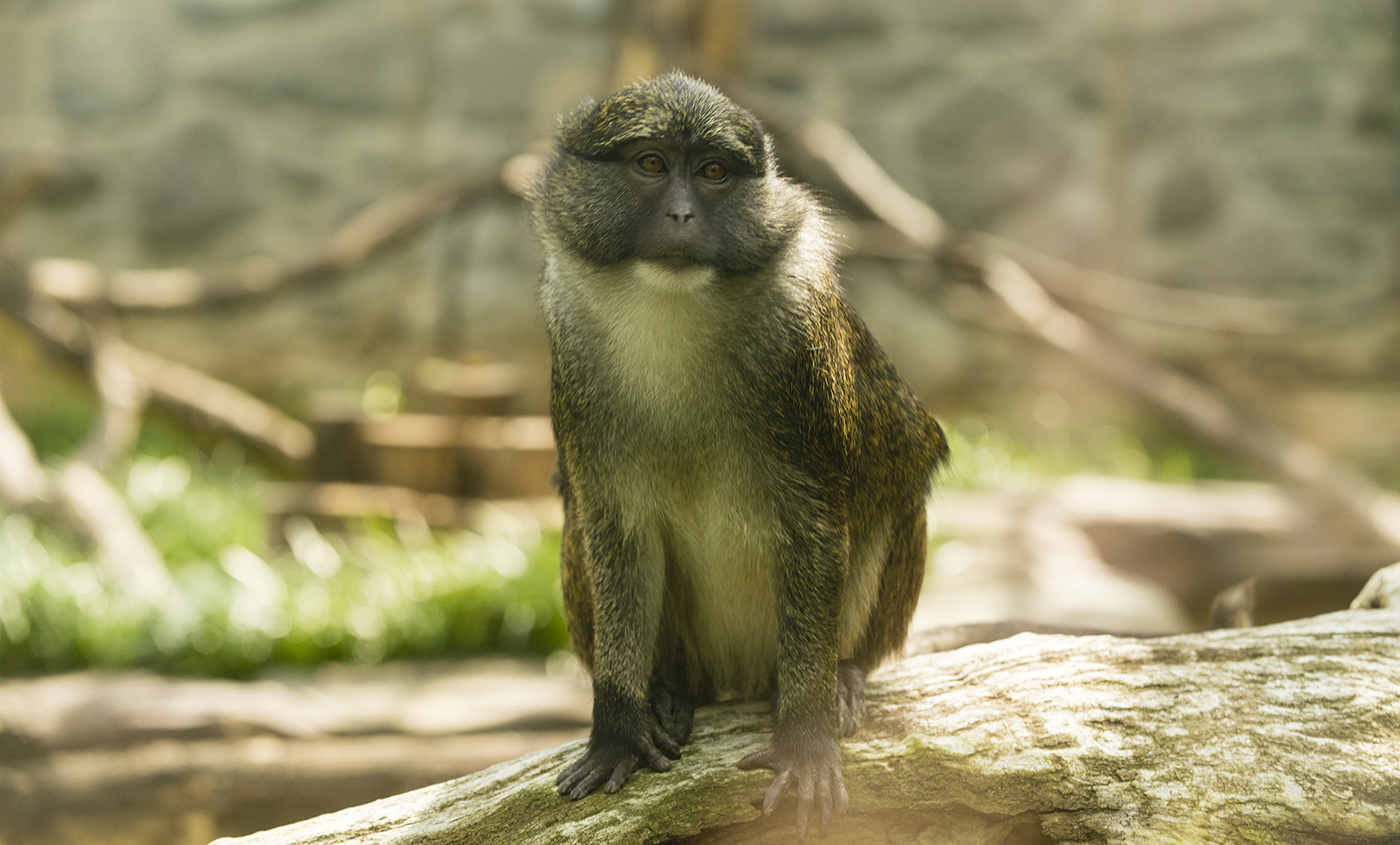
618, 138, 744, 269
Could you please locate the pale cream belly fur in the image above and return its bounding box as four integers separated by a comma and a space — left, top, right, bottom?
585, 259, 892, 698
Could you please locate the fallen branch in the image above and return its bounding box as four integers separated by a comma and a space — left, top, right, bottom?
0, 254, 313, 462
799, 120, 946, 253
0, 377, 172, 600
112, 341, 314, 462
79, 334, 151, 472
208, 601, 1400, 845
0, 378, 49, 510
54, 461, 172, 601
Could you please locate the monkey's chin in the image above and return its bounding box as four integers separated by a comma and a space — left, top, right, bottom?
631, 259, 717, 292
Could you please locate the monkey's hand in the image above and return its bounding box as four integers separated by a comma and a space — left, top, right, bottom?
737, 733, 850, 840
556, 714, 682, 799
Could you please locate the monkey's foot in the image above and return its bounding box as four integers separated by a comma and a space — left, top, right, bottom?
651, 686, 695, 746
836, 661, 866, 738
737, 736, 849, 840
556, 721, 681, 799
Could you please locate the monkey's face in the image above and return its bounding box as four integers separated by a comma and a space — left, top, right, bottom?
618, 138, 753, 271
531, 72, 803, 278
538, 137, 789, 277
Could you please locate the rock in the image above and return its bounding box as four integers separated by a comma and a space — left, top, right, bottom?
0, 153, 100, 208
1126, 0, 1267, 38
1220, 55, 1328, 128
50, 3, 167, 121
918, 86, 1072, 227
133, 121, 254, 247
1257, 145, 1393, 218
1152, 156, 1222, 236
177, 0, 326, 23
436, 35, 555, 120
203, 21, 409, 114
910, 0, 1066, 30
752, 0, 885, 40
35, 157, 102, 208
1353, 66, 1395, 136
523, 0, 609, 30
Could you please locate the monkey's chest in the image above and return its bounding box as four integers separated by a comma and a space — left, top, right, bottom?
651, 467, 782, 701
582, 276, 783, 697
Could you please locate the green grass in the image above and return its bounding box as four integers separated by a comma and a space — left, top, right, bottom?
939, 416, 1253, 491
0, 399, 1249, 678
0, 428, 569, 677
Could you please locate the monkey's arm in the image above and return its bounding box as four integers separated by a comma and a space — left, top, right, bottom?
555, 503, 680, 798
737, 327, 858, 839
738, 500, 850, 839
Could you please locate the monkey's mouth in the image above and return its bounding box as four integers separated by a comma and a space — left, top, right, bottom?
653, 254, 701, 268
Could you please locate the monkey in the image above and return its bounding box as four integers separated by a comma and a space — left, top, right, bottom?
528, 71, 948, 839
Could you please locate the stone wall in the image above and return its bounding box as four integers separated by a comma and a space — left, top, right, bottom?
1, 0, 1394, 423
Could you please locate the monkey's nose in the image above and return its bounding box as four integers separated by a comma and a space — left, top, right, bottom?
666, 208, 695, 224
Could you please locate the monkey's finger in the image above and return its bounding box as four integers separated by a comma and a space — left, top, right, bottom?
603, 756, 637, 794
762, 769, 794, 817
568, 765, 610, 800
737, 747, 778, 771
833, 768, 850, 817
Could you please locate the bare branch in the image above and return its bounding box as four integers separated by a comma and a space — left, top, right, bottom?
25, 171, 506, 311
975, 250, 1400, 552
111, 341, 314, 463
0, 378, 51, 509
987, 235, 1298, 335
1, 256, 314, 462
54, 461, 172, 601
799, 120, 947, 253
0, 375, 171, 599
79, 334, 151, 473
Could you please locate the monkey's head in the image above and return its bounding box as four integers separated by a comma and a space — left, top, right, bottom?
530, 72, 806, 276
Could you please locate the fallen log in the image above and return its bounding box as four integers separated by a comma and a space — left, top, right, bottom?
210, 572, 1400, 845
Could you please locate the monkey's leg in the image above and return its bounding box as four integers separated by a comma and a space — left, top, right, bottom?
557, 518, 680, 799
853, 502, 927, 669
558, 508, 594, 669
738, 516, 849, 840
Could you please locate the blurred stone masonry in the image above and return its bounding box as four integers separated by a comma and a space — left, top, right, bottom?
1, 0, 1394, 440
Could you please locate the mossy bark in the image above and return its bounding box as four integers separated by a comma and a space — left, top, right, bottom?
212, 605, 1400, 845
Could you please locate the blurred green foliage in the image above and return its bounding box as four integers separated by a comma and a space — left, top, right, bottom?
940, 416, 1251, 491
0, 421, 569, 677
0, 393, 1249, 678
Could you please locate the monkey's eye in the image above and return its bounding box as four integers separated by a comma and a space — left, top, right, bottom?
636, 153, 667, 174
699, 161, 728, 182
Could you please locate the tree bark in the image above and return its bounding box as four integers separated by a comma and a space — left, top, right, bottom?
210, 604, 1400, 845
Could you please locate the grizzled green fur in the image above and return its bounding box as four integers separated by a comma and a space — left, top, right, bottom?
557, 71, 772, 174
530, 71, 948, 836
